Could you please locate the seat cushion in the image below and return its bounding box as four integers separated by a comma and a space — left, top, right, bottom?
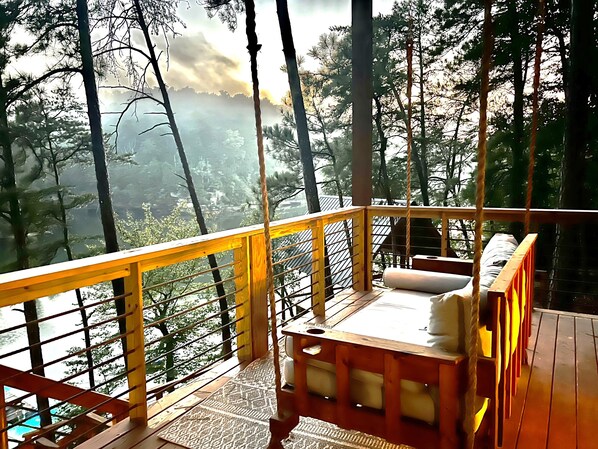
283, 358, 488, 430
283, 357, 437, 424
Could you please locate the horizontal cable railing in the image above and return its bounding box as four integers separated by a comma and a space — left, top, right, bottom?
0, 207, 363, 448
2, 205, 597, 447
266, 212, 362, 336
0, 284, 132, 449
368, 206, 598, 315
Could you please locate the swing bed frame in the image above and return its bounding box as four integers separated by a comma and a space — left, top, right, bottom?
269, 233, 536, 449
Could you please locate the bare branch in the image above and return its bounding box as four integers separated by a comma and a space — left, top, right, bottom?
139, 122, 170, 135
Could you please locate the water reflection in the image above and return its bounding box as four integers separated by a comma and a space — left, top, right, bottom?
0, 291, 87, 380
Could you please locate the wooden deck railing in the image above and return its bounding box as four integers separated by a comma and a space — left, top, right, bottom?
0, 205, 597, 448
0, 206, 363, 448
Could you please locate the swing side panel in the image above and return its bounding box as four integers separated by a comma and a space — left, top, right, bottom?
280, 327, 466, 449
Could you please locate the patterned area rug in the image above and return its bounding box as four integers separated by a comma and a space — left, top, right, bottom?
158, 353, 411, 448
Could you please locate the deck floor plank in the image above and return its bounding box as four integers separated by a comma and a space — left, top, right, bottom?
77, 363, 239, 449
515, 312, 557, 449
501, 311, 540, 449
575, 317, 598, 449
546, 315, 577, 449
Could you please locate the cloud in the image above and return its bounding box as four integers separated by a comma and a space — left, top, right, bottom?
155, 32, 252, 97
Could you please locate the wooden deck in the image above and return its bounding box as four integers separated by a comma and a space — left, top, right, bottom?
502, 308, 598, 449
78, 293, 598, 449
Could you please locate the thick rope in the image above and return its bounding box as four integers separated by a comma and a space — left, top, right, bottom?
466, 1, 493, 448
405, 19, 413, 265
525, 0, 545, 235
244, 0, 282, 398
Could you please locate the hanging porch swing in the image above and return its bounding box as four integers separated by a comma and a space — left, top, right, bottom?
240, 0, 543, 448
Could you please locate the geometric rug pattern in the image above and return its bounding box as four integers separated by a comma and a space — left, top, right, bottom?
158, 353, 411, 448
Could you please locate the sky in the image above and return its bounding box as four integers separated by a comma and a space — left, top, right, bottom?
8, 1, 394, 108
153, 0, 394, 103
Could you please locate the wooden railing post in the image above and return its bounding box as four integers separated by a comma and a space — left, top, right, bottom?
0, 385, 7, 449
249, 234, 268, 359
311, 221, 326, 317
354, 208, 372, 291
441, 213, 448, 257
124, 262, 147, 425
234, 237, 252, 361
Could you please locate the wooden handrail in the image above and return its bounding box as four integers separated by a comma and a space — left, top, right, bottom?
3, 205, 595, 305
368, 205, 598, 223
0, 206, 362, 306
0, 365, 128, 417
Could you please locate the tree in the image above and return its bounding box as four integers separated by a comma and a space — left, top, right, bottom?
96, 0, 233, 357
551, 0, 595, 309
74, 0, 128, 345
275, 0, 320, 214
1, 1, 55, 426
14, 86, 98, 388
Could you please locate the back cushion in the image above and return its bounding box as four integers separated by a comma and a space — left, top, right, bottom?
472, 233, 518, 319
428, 233, 518, 353
427, 287, 492, 356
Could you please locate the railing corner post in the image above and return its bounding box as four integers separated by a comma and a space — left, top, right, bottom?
311, 221, 326, 317
249, 234, 268, 359
441, 213, 449, 257
354, 207, 372, 291
124, 262, 147, 425
234, 237, 252, 362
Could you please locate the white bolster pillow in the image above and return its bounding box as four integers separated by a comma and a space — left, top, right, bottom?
383, 267, 471, 294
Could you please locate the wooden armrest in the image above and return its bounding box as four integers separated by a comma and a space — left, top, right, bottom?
282, 323, 464, 365
412, 255, 473, 276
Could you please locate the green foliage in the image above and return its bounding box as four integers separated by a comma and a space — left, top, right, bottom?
63, 204, 225, 399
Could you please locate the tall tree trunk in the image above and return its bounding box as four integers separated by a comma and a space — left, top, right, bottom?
46, 142, 95, 389
443, 102, 467, 206
550, 0, 593, 310
389, 82, 427, 206
275, 0, 320, 215
373, 96, 393, 203
312, 102, 354, 260
374, 96, 400, 266
131, 0, 232, 358
75, 0, 127, 357
507, 0, 526, 238
156, 322, 176, 388
0, 76, 52, 427
416, 2, 430, 206
275, 0, 334, 299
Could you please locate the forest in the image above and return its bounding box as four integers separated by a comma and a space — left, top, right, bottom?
1, 0, 597, 424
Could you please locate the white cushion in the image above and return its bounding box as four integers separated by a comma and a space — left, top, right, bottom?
473, 233, 519, 319
427, 287, 492, 357
283, 358, 436, 424
383, 267, 471, 293
334, 289, 433, 348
